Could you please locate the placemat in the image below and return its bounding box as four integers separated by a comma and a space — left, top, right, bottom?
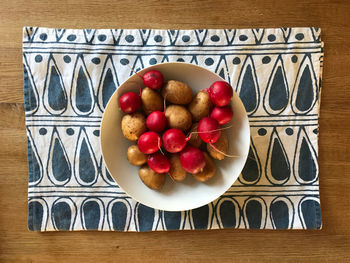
23, 27, 323, 231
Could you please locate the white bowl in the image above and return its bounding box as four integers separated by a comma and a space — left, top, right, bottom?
100, 62, 250, 211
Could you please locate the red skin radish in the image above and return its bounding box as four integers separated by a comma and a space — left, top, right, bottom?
137, 131, 161, 154
180, 146, 206, 174
210, 106, 233, 125
146, 111, 167, 132
143, 70, 164, 90
162, 128, 187, 153
147, 152, 170, 173
207, 81, 233, 107
119, 92, 141, 114
198, 117, 221, 144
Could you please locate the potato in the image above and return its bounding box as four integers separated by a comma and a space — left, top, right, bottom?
193, 153, 216, 182
188, 91, 213, 121
138, 165, 165, 190
165, 105, 192, 131
127, 145, 147, 166
188, 123, 202, 148
207, 131, 228, 160
169, 154, 187, 182
121, 112, 147, 142
161, 80, 193, 105
141, 87, 163, 115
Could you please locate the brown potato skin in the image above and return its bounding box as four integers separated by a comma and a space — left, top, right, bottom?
121, 112, 147, 142
138, 165, 165, 190
127, 145, 147, 166
165, 105, 192, 131
188, 91, 213, 122
188, 123, 202, 148
141, 87, 163, 115
161, 80, 193, 105
193, 153, 216, 182
169, 154, 187, 182
207, 131, 228, 160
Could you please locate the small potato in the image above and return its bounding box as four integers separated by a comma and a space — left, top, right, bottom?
188, 91, 213, 121
161, 80, 193, 105
207, 131, 228, 160
138, 165, 165, 190
188, 123, 202, 148
169, 154, 187, 182
127, 145, 147, 166
121, 112, 147, 142
165, 105, 192, 131
141, 87, 163, 115
193, 153, 216, 182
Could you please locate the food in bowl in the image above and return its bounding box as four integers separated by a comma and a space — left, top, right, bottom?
118, 69, 236, 191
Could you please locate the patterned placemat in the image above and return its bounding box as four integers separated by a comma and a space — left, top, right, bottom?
23, 27, 323, 231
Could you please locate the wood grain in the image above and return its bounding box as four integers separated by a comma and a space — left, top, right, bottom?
1, 0, 350, 262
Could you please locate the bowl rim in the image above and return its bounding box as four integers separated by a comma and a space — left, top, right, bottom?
100, 61, 250, 211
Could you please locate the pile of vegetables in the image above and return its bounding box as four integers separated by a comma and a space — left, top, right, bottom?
120, 69, 234, 190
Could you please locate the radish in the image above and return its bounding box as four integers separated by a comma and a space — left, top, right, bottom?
128, 66, 164, 90
119, 92, 141, 114
210, 106, 233, 125
162, 128, 188, 153
207, 81, 233, 107
146, 111, 167, 132
180, 145, 206, 174
143, 70, 164, 90
197, 117, 221, 144
137, 131, 161, 154
147, 152, 170, 173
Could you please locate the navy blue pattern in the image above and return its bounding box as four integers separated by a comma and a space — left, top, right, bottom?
23, 27, 323, 231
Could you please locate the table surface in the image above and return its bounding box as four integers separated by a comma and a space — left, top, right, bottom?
1, 0, 350, 262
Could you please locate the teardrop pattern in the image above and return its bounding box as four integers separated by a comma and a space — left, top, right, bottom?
291, 55, 318, 114
28, 198, 48, 231
215, 55, 230, 81
270, 196, 294, 229
51, 198, 77, 231
47, 128, 71, 186
293, 127, 318, 184
108, 199, 131, 231
81, 198, 104, 230
236, 56, 260, 115
265, 129, 291, 185
43, 55, 68, 115
23, 60, 39, 114
162, 211, 183, 230
190, 204, 212, 230
71, 55, 95, 115
263, 56, 289, 115
99, 157, 117, 185
74, 128, 98, 186
239, 138, 261, 185
135, 203, 155, 231
27, 129, 43, 185
216, 197, 241, 229
298, 196, 321, 229
243, 197, 267, 229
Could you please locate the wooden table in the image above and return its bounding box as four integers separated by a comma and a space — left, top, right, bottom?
1, 0, 350, 262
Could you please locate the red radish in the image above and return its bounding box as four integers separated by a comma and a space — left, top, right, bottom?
207, 81, 233, 107
119, 92, 141, 113
147, 152, 170, 173
137, 131, 161, 154
198, 117, 221, 144
143, 70, 164, 90
180, 146, 206, 174
210, 106, 233, 125
146, 111, 167, 132
162, 129, 188, 153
